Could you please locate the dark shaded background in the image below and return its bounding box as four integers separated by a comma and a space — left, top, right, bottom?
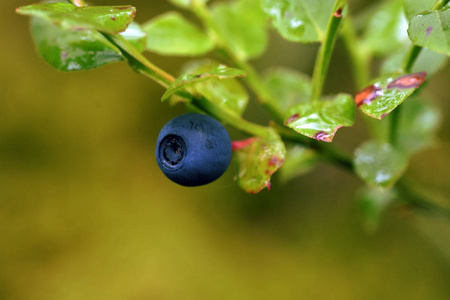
1, 1, 450, 299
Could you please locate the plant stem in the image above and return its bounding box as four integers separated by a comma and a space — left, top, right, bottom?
403, 45, 422, 73
340, 17, 371, 90
388, 107, 401, 145
103, 34, 175, 88
192, 96, 274, 139
433, 0, 450, 10
310, 0, 348, 101
397, 179, 450, 218
389, 45, 423, 145
68, 0, 175, 87
193, 3, 285, 123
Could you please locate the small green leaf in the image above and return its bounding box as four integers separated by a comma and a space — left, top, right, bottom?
285, 94, 355, 142
366, 97, 441, 155
261, 0, 336, 43
404, 0, 436, 21
17, 3, 136, 34
362, 0, 409, 56
354, 141, 408, 189
182, 60, 248, 116
381, 46, 448, 77
168, 0, 209, 9
357, 187, 396, 232
120, 22, 147, 52
263, 67, 311, 115
30, 17, 123, 71
143, 12, 214, 56
211, 0, 268, 60
355, 72, 427, 120
233, 132, 286, 193
161, 65, 247, 102
408, 6, 450, 56
279, 145, 318, 182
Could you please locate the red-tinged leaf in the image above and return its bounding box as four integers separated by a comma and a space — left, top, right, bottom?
284, 94, 354, 142
355, 72, 427, 119
234, 131, 286, 193
231, 138, 258, 151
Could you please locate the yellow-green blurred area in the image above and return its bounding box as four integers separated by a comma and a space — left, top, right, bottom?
2, 0, 450, 299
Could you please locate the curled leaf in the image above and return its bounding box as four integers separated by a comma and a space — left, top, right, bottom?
234, 131, 286, 193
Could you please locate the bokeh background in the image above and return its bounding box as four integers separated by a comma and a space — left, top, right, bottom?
1, 0, 450, 299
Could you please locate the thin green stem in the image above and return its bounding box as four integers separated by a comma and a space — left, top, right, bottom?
68, 0, 175, 86
398, 179, 450, 218
390, 45, 423, 145
403, 45, 422, 73
102, 34, 175, 88
433, 0, 450, 10
232, 58, 285, 123
388, 107, 401, 145
340, 17, 371, 90
310, 0, 348, 101
193, 3, 285, 123
192, 96, 274, 139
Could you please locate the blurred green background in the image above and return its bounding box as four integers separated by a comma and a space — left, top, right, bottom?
1, 1, 450, 299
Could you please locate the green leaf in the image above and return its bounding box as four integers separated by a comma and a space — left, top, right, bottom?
182, 60, 249, 116
16, 3, 136, 34
263, 67, 311, 115
161, 65, 247, 102
362, 0, 409, 56
366, 97, 441, 155
261, 0, 336, 43
211, 0, 268, 60
284, 94, 355, 142
168, 0, 209, 9
279, 145, 318, 182
354, 141, 408, 189
408, 6, 450, 56
120, 22, 147, 53
404, 0, 436, 21
355, 72, 427, 120
233, 132, 286, 193
143, 12, 214, 56
30, 17, 123, 71
381, 46, 448, 77
357, 187, 396, 232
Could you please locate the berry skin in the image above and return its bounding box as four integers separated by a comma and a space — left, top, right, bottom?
155, 113, 232, 187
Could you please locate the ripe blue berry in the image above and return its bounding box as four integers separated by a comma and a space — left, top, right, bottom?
156, 113, 232, 186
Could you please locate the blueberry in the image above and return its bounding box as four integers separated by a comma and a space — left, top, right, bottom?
155, 113, 232, 186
